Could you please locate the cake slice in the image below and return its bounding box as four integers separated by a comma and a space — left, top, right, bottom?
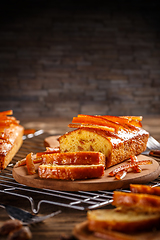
59, 121, 149, 168
0, 110, 24, 170
38, 164, 104, 180
112, 191, 160, 213
87, 186, 160, 234
87, 208, 160, 233
41, 151, 105, 166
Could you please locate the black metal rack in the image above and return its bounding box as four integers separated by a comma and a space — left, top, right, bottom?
0, 131, 160, 213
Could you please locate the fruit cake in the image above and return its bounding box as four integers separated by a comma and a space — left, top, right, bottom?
0, 110, 24, 170
58, 115, 149, 168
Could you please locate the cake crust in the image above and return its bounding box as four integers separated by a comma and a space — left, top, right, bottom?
38, 164, 105, 180
0, 125, 24, 170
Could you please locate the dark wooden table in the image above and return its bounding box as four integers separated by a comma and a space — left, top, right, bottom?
0, 116, 160, 240
0, 196, 86, 239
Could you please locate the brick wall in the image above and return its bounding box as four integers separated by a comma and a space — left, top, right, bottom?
0, 0, 160, 119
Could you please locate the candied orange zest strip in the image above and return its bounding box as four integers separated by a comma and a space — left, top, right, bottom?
109, 160, 152, 177
0, 127, 5, 133
0, 119, 19, 124
77, 114, 140, 130
15, 157, 42, 168
123, 119, 142, 128
129, 155, 142, 173
133, 165, 142, 173
130, 155, 138, 163
120, 116, 142, 127
68, 123, 115, 132
26, 153, 36, 175
102, 115, 139, 130
0, 116, 15, 121
115, 170, 127, 180
0, 122, 12, 127
0, 118, 19, 128
128, 120, 142, 127
36, 148, 60, 157
73, 115, 120, 132
15, 159, 27, 167
0, 110, 13, 116
24, 129, 36, 135
120, 116, 143, 121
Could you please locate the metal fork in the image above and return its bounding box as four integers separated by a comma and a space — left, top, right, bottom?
0, 204, 61, 225
147, 136, 160, 150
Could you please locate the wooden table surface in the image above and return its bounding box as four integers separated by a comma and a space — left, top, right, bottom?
0, 116, 160, 240
0, 197, 86, 240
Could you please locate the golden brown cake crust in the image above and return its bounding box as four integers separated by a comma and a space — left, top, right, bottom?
38, 164, 105, 180
0, 125, 24, 170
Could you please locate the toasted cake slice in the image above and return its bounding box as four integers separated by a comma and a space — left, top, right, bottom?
58, 126, 149, 168
38, 164, 104, 181
87, 208, 160, 233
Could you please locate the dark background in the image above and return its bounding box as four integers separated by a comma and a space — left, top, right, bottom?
0, 0, 160, 119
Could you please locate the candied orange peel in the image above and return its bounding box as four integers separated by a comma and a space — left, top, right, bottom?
0, 110, 13, 116
70, 114, 143, 133
24, 129, 36, 135
72, 115, 121, 132
0, 110, 23, 147
36, 147, 60, 157
68, 123, 115, 132
26, 153, 36, 175
15, 147, 60, 169
109, 155, 152, 180
0, 110, 20, 129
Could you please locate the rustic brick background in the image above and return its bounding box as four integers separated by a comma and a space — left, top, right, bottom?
0, 0, 160, 119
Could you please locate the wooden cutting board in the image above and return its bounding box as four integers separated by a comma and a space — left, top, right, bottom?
12, 136, 160, 191
12, 156, 160, 191
73, 221, 160, 240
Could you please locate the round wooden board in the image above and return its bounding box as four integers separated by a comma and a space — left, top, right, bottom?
73, 221, 160, 240
12, 134, 160, 191
12, 156, 160, 191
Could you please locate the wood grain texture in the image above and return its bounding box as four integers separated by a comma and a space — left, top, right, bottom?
0, 204, 86, 240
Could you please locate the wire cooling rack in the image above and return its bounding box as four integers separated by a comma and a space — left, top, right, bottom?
0, 130, 160, 214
